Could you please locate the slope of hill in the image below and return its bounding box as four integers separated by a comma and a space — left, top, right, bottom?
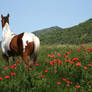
34, 18, 92, 45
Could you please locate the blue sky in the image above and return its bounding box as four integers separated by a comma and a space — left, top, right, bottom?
0, 0, 92, 40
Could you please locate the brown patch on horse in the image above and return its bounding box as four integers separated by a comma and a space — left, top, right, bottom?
9, 33, 24, 56
23, 41, 34, 64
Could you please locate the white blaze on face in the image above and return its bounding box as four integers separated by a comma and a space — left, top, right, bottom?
22, 32, 35, 52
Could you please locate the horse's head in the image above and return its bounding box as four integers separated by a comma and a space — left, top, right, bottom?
1, 14, 10, 28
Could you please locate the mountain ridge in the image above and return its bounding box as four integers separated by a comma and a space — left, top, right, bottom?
33, 18, 92, 45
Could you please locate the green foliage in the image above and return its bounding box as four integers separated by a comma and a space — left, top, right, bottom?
0, 44, 92, 92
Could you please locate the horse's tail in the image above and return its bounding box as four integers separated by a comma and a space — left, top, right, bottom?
33, 36, 40, 61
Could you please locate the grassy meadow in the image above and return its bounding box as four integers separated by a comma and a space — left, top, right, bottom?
0, 43, 92, 92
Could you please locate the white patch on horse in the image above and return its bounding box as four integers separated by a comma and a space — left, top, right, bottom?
22, 32, 35, 52
1, 23, 15, 56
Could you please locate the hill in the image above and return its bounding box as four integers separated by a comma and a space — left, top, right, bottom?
34, 18, 92, 45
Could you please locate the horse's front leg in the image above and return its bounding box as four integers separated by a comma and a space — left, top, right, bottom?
2, 53, 9, 65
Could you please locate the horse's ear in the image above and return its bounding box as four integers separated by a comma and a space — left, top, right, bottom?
1, 14, 3, 19
7, 13, 10, 18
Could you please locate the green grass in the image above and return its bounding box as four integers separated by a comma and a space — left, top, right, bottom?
0, 44, 92, 92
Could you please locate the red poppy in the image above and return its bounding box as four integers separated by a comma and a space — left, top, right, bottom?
5, 76, 10, 79
28, 68, 32, 71
11, 73, 16, 76
75, 85, 80, 88
57, 54, 61, 56
65, 59, 69, 62
66, 51, 70, 55
52, 55, 55, 58
62, 77, 67, 81
73, 58, 79, 62
76, 62, 81, 67
10, 64, 16, 69
41, 75, 45, 78
84, 67, 88, 70
40, 71, 43, 73
58, 60, 63, 64
76, 49, 81, 52
35, 63, 39, 66
55, 70, 57, 73
69, 61, 74, 64
66, 81, 70, 84
88, 63, 92, 66
81, 44, 86, 47
49, 61, 53, 66
17, 60, 21, 63
66, 83, 70, 87
45, 70, 48, 73
25, 65, 29, 68
57, 82, 62, 85
0, 77, 3, 80
4, 67, 8, 70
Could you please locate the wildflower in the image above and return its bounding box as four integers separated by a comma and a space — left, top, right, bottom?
11, 73, 16, 76
55, 70, 57, 73
25, 65, 29, 68
65, 59, 69, 62
4, 67, 8, 70
66, 83, 70, 87
62, 77, 67, 81
0, 77, 3, 80
40, 71, 43, 73
73, 58, 79, 62
88, 63, 92, 66
35, 63, 39, 66
76, 49, 81, 52
48, 55, 50, 58
84, 49, 87, 52
81, 44, 86, 47
52, 55, 55, 58
76, 62, 81, 67
17, 60, 21, 63
49, 61, 53, 66
5, 76, 10, 79
41, 75, 45, 78
66, 81, 70, 84
10, 64, 16, 69
45, 70, 48, 73
57, 54, 61, 56
84, 67, 88, 70
66, 51, 70, 55
28, 68, 32, 71
58, 60, 63, 64
75, 85, 80, 88
69, 61, 74, 64
57, 82, 62, 85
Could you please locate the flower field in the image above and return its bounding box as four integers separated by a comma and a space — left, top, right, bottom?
0, 44, 92, 92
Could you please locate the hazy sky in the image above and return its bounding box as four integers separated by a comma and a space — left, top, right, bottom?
0, 0, 92, 40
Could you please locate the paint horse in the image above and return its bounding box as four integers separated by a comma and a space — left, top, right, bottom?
1, 14, 40, 65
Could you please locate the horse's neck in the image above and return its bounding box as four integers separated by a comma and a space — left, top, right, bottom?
2, 23, 15, 41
